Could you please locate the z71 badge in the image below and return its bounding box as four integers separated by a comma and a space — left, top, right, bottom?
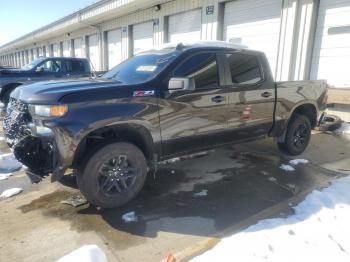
133, 90, 155, 97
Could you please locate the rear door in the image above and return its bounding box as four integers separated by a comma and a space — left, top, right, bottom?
224, 52, 275, 140
159, 51, 229, 156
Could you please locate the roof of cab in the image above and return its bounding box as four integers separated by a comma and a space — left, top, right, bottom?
136, 40, 249, 54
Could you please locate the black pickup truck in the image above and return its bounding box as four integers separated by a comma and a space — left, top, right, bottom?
0, 57, 92, 107
3, 41, 328, 208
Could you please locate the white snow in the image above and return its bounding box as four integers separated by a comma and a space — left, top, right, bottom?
0, 173, 13, 181
57, 245, 107, 262
335, 122, 350, 135
193, 190, 208, 197
289, 159, 309, 166
0, 188, 23, 198
268, 177, 277, 182
191, 176, 350, 262
279, 164, 296, 172
0, 152, 22, 172
122, 211, 138, 223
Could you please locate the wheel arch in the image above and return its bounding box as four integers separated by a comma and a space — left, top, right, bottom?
277, 102, 318, 143
72, 123, 158, 170
0, 82, 23, 102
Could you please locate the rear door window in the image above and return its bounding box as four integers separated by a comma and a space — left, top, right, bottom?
226, 53, 263, 85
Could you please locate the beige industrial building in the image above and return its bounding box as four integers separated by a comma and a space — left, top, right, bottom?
0, 0, 349, 88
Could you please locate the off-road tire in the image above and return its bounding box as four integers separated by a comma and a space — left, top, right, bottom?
278, 114, 311, 155
76, 142, 147, 208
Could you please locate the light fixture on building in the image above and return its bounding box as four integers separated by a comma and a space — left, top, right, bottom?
154, 4, 161, 11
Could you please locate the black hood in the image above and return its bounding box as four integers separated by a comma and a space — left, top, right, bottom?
11, 78, 124, 104
0, 68, 29, 75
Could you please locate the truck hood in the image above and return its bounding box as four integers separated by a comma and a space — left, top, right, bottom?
0, 68, 30, 76
11, 78, 123, 104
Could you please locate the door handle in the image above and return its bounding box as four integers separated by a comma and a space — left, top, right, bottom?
261, 91, 272, 98
211, 95, 225, 103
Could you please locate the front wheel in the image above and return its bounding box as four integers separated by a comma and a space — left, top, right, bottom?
77, 142, 147, 208
278, 114, 311, 155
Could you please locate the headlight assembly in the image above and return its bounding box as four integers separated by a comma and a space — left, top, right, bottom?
31, 105, 68, 117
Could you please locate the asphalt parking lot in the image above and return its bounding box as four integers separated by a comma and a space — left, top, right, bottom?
0, 128, 349, 262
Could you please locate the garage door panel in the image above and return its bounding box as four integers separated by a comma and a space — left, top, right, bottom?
311, 0, 350, 87
224, 0, 282, 78
74, 38, 84, 58
63, 41, 70, 57
88, 34, 100, 71
107, 29, 122, 69
168, 9, 202, 43
133, 21, 154, 54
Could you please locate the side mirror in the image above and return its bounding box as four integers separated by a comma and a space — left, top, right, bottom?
168, 77, 194, 91
35, 67, 44, 73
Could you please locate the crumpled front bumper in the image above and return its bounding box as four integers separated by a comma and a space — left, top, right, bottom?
12, 135, 58, 183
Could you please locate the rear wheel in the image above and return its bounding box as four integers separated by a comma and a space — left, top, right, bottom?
278, 114, 311, 155
77, 142, 147, 208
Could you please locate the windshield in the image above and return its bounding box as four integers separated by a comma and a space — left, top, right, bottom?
21, 58, 45, 70
103, 50, 179, 84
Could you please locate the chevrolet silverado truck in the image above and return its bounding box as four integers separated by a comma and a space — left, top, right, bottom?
3, 41, 328, 208
0, 57, 92, 107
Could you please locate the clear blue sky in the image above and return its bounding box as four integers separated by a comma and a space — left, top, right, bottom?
0, 0, 99, 46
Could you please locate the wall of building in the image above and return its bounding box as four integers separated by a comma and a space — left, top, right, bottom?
0, 0, 349, 88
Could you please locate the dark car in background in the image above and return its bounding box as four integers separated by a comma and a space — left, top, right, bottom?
0, 57, 92, 107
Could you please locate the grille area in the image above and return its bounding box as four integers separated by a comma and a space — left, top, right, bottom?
3, 98, 30, 142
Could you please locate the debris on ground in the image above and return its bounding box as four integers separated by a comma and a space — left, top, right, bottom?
335, 122, 350, 135
279, 164, 296, 172
260, 171, 269, 176
193, 190, 208, 197
0, 152, 22, 173
289, 159, 309, 166
57, 245, 107, 262
191, 176, 350, 261
0, 188, 23, 198
165, 254, 176, 262
60, 195, 88, 207
122, 211, 138, 223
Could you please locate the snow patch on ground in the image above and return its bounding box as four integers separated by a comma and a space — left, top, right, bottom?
0, 188, 23, 198
57, 245, 107, 262
0, 173, 13, 181
193, 190, 208, 197
122, 211, 138, 223
335, 122, 350, 135
289, 159, 309, 166
0, 152, 22, 173
279, 164, 295, 172
191, 176, 350, 262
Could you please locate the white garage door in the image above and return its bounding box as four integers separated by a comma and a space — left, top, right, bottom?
45, 46, 50, 57
38, 47, 44, 57
224, 0, 282, 78
73, 38, 84, 58
133, 21, 154, 54
311, 0, 350, 88
63, 41, 70, 57
168, 9, 202, 43
88, 34, 101, 71
33, 48, 38, 60
52, 43, 59, 57
107, 29, 122, 69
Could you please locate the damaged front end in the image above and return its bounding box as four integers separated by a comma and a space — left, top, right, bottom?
3, 98, 58, 183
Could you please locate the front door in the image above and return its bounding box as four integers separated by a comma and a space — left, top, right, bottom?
159, 52, 229, 157
224, 52, 275, 140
